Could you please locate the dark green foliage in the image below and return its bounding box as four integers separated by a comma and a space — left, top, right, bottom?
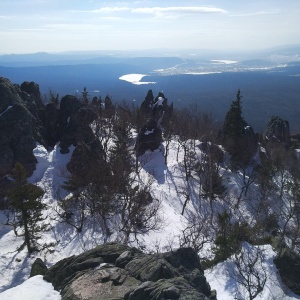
110, 117, 133, 193
81, 86, 88, 104
213, 211, 251, 263
222, 90, 249, 168
7, 162, 46, 254
201, 161, 226, 201
223, 90, 245, 139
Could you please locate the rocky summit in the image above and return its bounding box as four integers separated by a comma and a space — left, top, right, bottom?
39, 242, 216, 300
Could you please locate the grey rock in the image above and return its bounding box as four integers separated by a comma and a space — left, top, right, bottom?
30, 258, 48, 277
265, 115, 291, 147
135, 118, 163, 156
274, 247, 300, 295
116, 250, 142, 269
44, 243, 135, 291
62, 266, 141, 300
0, 78, 39, 176
44, 243, 216, 300
126, 277, 209, 300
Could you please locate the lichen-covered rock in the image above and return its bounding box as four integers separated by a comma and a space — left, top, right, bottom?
62, 266, 141, 300
126, 277, 210, 300
30, 258, 48, 277
125, 255, 179, 282
44, 243, 135, 291
44, 243, 216, 300
116, 250, 143, 269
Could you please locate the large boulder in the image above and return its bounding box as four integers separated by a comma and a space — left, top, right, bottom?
43, 243, 216, 300
30, 258, 48, 277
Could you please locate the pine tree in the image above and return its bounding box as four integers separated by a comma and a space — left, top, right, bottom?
222, 90, 247, 168
7, 162, 46, 254
110, 115, 133, 193
82, 86, 89, 104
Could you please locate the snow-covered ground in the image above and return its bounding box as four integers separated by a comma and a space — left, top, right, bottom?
205, 243, 300, 300
0, 276, 60, 300
0, 141, 299, 299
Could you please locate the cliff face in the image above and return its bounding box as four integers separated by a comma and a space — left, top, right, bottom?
40, 242, 216, 300
0, 77, 41, 177
0, 77, 107, 202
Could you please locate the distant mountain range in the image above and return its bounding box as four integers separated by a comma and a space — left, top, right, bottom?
0, 45, 300, 132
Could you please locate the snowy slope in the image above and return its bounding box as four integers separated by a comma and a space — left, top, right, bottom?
0, 141, 299, 299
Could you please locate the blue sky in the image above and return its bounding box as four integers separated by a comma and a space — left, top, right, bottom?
0, 0, 300, 54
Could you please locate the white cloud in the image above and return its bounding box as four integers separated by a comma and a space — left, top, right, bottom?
44, 23, 102, 31
230, 10, 280, 17
132, 6, 227, 15
71, 6, 226, 16
0, 15, 15, 19
85, 7, 130, 13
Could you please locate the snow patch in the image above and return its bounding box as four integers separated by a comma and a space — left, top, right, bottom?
205, 243, 300, 300
119, 74, 156, 85
0, 106, 13, 117
144, 129, 155, 135
211, 59, 238, 64
0, 275, 61, 300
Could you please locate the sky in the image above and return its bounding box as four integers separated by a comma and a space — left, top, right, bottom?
0, 0, 300, 54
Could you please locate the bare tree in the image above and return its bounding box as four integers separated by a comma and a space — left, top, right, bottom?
230, 244, 267, 300
179, 212, 213, 253
118, 183, 162, 244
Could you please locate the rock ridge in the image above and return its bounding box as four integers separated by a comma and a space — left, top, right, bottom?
41, 242, 216, 300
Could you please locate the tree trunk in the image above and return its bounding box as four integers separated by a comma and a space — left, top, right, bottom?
22, 205, 32, 254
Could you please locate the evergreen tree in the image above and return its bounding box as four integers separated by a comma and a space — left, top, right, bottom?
7, 162, 46, 254
214, 210, 250, 262
82, 86, 89, 104
222, 90, 247, 168
110, 114, 133, 193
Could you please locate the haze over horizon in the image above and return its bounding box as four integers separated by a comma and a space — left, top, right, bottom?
1, 0, 300, 55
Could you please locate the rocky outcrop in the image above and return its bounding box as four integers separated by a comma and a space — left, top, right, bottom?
42, 242, 216, 300
140, 89, 154, 115
135, 119, 163, 156
265, 116, 291, 147
135, 91, 173, 156
0, 77, 40, 176
43, 102, 60, 148
30, 258, 48, 277
274, 248, 300, 295
241, 125, 258, 164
